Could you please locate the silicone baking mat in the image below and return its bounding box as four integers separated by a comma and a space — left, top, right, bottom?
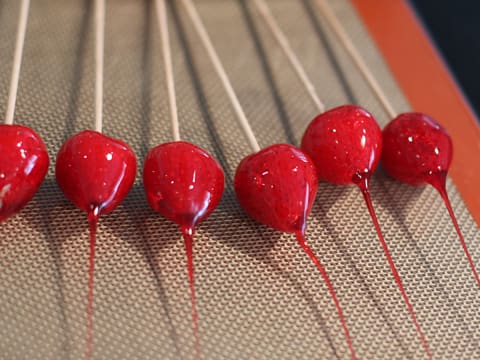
0, 0, 479, 359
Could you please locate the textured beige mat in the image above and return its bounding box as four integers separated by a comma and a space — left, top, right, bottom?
0, 0, 479, 359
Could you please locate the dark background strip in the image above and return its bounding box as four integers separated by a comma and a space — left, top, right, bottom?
410, 0, 480, 120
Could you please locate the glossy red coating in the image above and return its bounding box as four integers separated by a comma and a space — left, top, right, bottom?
381, 112, 453, 186
55, 130, 137, 216
382, 113, 479, 289
143, 141, 225, 231
301, 105, 382, 185
0, 124, 49, 223
144, 141, 224, 360
234, 144, 318, 235
235, 145, 357, 358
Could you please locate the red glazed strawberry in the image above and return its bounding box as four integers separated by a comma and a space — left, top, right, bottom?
382, 112, 479, 289
143, 140, 225, 358
0, 124, 49, 223
234, 143, 318, 235
234, 144, 360, 358
56, 129, 136, 360
143, 141, 225, 233
301, 105, 382, 186
381, 112, 452, 186
55, 130, 136, 217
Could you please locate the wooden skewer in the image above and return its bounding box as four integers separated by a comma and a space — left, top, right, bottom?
180, 0, 261, 152
252, 0, 325, 113
155, 0, 181, 142
4, 0, 30, 125
94, 0, 105, 133
314, 0, 397, 118
155, 3, 201, 358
